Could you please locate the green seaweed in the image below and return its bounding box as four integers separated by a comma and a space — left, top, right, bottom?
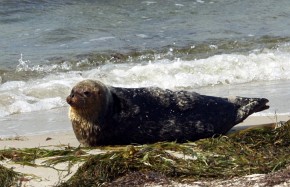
0, 164, 19, 187
1, 121, 290, 186
59, 120, 290, 186
0, 147, 86, 166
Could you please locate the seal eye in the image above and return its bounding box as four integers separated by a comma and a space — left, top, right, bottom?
70, 91, 75, 98
84, 91, 91, 97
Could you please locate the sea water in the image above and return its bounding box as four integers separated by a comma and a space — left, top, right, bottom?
1, 0, 290, 136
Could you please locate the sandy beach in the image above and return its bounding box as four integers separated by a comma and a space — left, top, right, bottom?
1, 114, 289, 150
0, 114, 289, 186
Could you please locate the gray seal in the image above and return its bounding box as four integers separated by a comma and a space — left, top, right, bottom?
66, 79, 269, 146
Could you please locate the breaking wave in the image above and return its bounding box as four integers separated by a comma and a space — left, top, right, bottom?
1, 50, 290, 117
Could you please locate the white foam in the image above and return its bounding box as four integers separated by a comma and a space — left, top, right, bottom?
84, 52, 290, 89
8, 97, 64, 114
0, 72, 83, 117
89, 36, 115, 42
0, 81, 26, 91
1, 50, 290, 117
16, 54, 72, 72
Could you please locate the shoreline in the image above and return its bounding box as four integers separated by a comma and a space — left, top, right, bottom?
0, 131, 79, 150
0, 114, 289, 150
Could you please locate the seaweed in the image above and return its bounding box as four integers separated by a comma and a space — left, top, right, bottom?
0, 164, 19, 187
1, 121, 290, 186
0, 146, 86, 166
59, 120, 290, 186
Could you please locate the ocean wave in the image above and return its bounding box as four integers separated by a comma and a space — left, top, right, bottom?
1, 50, 289, 117
0, 73, 82, 117
89, 51, 290, 89
16, 54, 72, 72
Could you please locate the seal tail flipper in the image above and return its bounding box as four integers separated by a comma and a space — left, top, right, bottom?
229, 97, 269, 124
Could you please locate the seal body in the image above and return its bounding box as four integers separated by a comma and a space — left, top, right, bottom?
67, 80, 269, 146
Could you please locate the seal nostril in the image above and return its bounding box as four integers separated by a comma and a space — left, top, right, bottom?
66, 97, 72, 104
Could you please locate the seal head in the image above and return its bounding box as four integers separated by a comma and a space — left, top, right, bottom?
66, 80, 113, 146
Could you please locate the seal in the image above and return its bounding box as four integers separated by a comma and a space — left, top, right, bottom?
66, 79, 269, 146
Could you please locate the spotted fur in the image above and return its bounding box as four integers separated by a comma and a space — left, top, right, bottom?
67, 80, 269, 146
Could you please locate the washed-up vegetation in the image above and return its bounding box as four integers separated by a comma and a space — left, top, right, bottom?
0, 164, 19, 187
0, 147, 87, 166
1, 120, 290, 186
60, 120, 290, 186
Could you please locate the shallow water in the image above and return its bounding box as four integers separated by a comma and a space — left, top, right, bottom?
1, 0, 290, 136
0, 108, 71, 137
